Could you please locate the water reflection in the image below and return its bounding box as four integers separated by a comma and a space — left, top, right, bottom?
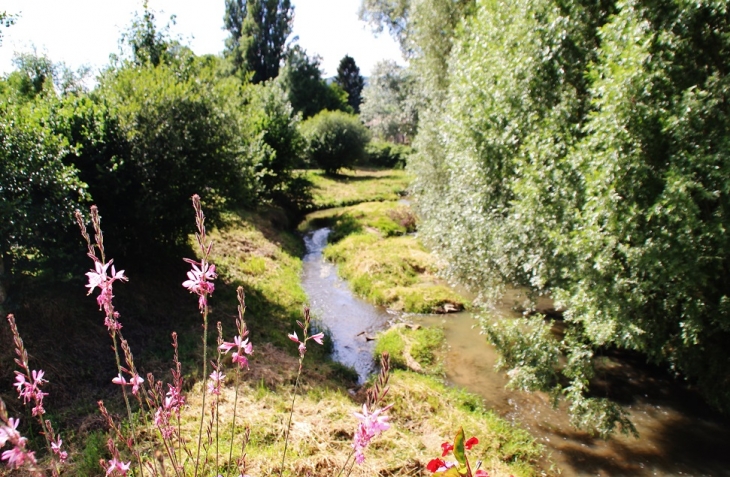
302, 228, 395, 382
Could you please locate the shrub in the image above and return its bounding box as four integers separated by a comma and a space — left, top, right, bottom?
300, 110, 370, 175
364, 141, 412, 169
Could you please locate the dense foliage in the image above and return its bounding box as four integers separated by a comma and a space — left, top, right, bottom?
363, 0, 730, 434
0, 4, 309, 279
335, 55, 365, 113
359, 60, 417, 143
300, 110, 371, 175
224, 0, 294, 82
277, 45, 352, 119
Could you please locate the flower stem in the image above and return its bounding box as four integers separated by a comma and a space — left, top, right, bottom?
228, 366, 240, 476
279, 361, 303, 477
194, 308, 209, 477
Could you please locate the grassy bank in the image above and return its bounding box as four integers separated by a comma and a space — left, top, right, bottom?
304, 168, 411, 209
180, 364, 543, 477
305, 201, 466, 313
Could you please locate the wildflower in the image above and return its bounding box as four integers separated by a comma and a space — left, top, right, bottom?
464, 436, 479, 450
441, 441, 454, 456
1, 446, 36, 469
112, 373, 127, 386
352, 403, 393, 464
86, 259, 127, 314
208, 370, 225, 395
182, 259, 216, 310
288, 331, 324, 358
219, 335, 253, 369
105, 457, 131, 476
427, 458, 455, 473
0, 418, 21, 447
51, 437, 68, 462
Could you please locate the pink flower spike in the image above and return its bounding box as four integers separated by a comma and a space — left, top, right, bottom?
310, 332, 325, 345
0, 417, 21, 447
52, 437, 68, 462
130, 374, 144, 395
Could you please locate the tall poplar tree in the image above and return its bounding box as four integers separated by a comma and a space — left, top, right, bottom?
335, 55, 365, 113
224, 0, 293, 83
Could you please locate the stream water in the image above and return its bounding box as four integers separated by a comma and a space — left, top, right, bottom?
301, 227, 730, 476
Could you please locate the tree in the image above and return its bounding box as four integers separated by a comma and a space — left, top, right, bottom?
335, 55, 365, 113
300, 111, 370, 175
277, 45, 352, 118
224, 0, 293, 83
0, 86, 88, 284
407, 0, 730, 436
359, 60, 417, 143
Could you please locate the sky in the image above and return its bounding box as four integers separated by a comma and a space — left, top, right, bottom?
0, 0, 404, 78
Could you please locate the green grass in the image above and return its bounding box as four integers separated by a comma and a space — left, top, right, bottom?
303, 168, 412, 210
374, 325, 445, 375
323, 224, 466, 313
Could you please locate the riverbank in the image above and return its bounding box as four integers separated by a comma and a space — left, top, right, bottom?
0, 172, 546, 476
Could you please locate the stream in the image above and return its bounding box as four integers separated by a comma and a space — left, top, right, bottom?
301, 227, 730, 477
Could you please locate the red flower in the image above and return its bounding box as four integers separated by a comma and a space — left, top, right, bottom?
475, 470, 489, 477
427, 458, 446, 473
441, 441, 454, 456
465, 436, 479, 450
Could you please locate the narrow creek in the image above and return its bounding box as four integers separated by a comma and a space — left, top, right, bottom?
301, 227, 730, 477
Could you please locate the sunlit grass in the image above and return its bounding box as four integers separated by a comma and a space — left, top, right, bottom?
320, 202, 467, 313
303, 168, 412, 210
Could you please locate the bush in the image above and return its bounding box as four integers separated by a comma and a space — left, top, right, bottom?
364, 141, 412, 169
300, 110, 370, 175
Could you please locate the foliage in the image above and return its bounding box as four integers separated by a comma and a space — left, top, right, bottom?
365, 140, 412, 169
225, 0, 293, 82
360, 60, 418, 143
68, 63, 250, 254
358, 0, 410, 51
335, 55, 365, 113
406, 0, 730, 435
120, 2, 177, 67
0, 91, 88, 280
245, 81, 312, 214
300, 110, 370, 175
277, 45, 352, 119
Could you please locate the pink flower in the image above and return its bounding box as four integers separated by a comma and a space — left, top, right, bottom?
352, 403, 393, 464
112, 373, 127, 386
0, 418, 21, 447
288, 330, 325, 358
219, 335, 254, 369
52, 437, 68, 462
1, 446, 36, 469
182, 259, 216, 310
105, 457, 131, 476
130, 374, 144, 396
86, 259, 127, 314
208, 370, 225, 395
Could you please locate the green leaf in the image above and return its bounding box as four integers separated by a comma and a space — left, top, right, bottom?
453, 427, 466, 467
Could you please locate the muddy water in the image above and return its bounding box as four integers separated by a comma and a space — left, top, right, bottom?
301, 227, 730, 476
